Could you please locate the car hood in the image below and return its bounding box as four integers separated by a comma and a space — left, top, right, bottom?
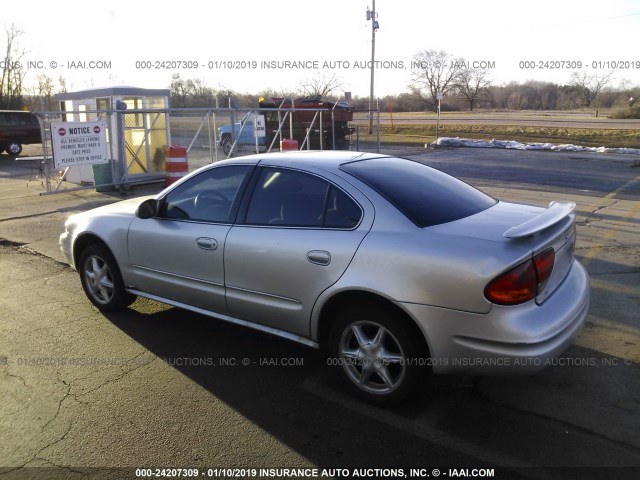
428, 201, 544, 242
81, 195, 155, 217
218, 122, 242, 132
65, 196, 155, 229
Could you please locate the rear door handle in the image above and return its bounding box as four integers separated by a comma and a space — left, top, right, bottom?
307, 250, 331, 266
196, 237, 218, 250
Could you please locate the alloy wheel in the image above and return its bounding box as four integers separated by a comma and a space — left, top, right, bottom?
338, 320, 406, 395
83, 254, 115, 304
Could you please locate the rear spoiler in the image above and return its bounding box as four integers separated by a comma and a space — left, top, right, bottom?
503, 201, 575, 239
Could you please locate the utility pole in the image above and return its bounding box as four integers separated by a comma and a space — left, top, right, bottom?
367, 1, 379, 135
436, 91, 443, 143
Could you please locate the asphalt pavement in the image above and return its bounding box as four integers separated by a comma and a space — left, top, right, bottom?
1, 146, 639, 480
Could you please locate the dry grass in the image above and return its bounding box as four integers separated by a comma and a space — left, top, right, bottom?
167, 111, 639, 148
357, 124, 640, 149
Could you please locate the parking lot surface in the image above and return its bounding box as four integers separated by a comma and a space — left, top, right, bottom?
1, 147, 639, 480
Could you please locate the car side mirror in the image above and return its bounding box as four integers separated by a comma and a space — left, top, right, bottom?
136, 198, 159, 219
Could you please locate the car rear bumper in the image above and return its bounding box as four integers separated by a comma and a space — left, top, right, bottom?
400, 259, 590, 375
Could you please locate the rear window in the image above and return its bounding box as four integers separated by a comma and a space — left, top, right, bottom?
341, 157, 496, 227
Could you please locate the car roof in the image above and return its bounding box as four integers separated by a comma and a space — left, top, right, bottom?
210, 150, 388, 173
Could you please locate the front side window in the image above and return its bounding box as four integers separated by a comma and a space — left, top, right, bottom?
245, 168, 362, 228
162, 165, 252, 223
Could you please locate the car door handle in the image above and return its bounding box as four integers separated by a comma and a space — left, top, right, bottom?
307, 250, 331, 266
196, 237, 218, 250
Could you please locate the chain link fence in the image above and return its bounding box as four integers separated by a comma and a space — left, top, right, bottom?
32, 103, 380, 194
171, 104, 381, 172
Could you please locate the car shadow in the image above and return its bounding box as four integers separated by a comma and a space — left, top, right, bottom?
100, 292, 639, 473
101, 301, 492, 470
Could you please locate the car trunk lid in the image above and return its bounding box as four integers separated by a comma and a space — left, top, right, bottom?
429, 201, 577, 304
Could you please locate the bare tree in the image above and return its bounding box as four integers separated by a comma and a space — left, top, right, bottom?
0, 24, 26, 109
169, 77, 191, 107
24, 73, 69, 111
33, 73, 55, 110
531, 81, 560, 110
298, 72, 343, 98
568, 71, 614, 108
618, 78, 638, 106
187, 78, 215, 106
410, 50, 465, 110
38, 74, 54, 97
455, 66, 491, 111
58, 75, 68, 94
258, 87, 297, 100
216, 86, 239, 108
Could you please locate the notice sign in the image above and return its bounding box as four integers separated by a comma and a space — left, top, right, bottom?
254, 115, 266, 138
51, 121, 108, 168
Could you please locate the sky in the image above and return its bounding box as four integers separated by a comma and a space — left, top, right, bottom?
4, 0, 640, 98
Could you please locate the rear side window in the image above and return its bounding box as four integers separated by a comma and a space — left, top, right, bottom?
324, 186, 361, 228
0, 112, 38, 127
341, 157, 496, 227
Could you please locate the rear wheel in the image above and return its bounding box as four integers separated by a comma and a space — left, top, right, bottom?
79, 244, 136, 311
6, 142, 22, 156
328, 306, 423, 405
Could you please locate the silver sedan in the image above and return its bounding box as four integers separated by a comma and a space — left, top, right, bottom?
60, 151, 590, 404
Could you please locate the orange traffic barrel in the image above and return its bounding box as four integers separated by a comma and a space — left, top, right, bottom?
280, 138, 299, 151
164, 145, 188, 187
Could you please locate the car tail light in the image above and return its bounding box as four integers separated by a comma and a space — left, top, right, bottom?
533, 248, 555, 294
485, 248, 556, 306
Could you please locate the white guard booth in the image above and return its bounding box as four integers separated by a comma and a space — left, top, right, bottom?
54, 86, 170, 187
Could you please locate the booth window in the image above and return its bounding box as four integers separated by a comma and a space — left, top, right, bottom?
78, 105, 88, 122
124, 97, 143, 127
96, 98, 111, 111
60, 100, 74, 122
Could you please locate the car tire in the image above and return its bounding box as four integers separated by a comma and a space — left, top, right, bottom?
221, 136, 233, 157
6, 142, 22, 156
79, 244, 136, 311
328, 306, 423, 405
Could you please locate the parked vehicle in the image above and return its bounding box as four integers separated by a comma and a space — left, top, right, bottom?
0, 110, 42, 156
60, 151, 590, 404
258, 96, 354, 150
217, 112, 266, 156
217, 97, 354, 157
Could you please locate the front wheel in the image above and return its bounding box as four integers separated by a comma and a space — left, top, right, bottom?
79, 244, 136, 311
221, 136, 233, 157
328, 306, 424, 405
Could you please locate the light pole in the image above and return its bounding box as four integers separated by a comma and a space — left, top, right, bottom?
367, 1, 379, 135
